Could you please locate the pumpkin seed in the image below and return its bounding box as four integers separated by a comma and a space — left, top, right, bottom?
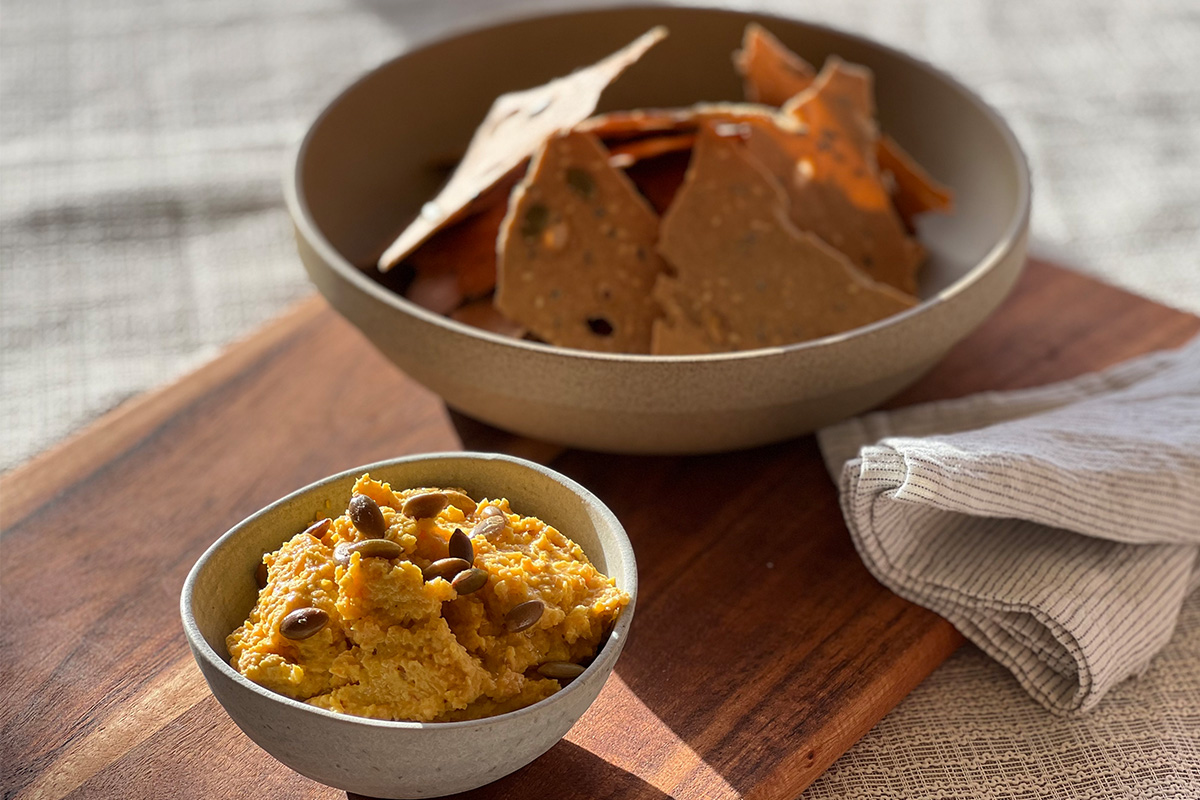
254, 562, 268, 589
451, 567, 488, 595
522, 203, 550, 239
348, 495, 386, 538
471, 515, 506, 539
566, 167, 595, 199
403, 491, 448, 520
448, 528, 474, 563
443, 490, 477, 515
586, 317, 614, 336
333, 542, 353, 566
537, 661, 585, 680
504, 599, 544, 633
279, 607, 328, 640
423, 557, 471, 583
479, 504, 505, 519
303, 518, 332, 539
348, 538, 403, 560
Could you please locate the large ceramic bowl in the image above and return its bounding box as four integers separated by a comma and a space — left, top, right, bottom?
181, 452, 637, 799
285, 7, 1030, 454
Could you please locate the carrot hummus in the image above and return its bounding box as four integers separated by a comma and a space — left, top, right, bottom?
227, 474, 628, 722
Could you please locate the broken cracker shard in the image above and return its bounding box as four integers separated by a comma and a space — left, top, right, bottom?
733, 23, 953, 230
651, 124, 916, 355
377, 26, 668, 272
494, 130, 667, 353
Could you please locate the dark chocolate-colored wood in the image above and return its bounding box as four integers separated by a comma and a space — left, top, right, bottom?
2, 260, 1196, 800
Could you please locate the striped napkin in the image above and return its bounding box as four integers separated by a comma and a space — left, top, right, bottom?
817, 336, 1200, 714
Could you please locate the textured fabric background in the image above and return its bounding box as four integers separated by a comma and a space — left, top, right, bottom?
2, 0, 1197, 796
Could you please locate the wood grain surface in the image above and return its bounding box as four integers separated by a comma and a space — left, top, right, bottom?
3, 260, 1198, 800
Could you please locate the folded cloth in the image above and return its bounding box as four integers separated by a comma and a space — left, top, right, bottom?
817, 335, 1200, 714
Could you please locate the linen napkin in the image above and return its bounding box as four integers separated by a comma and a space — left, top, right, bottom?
817, 335, 1200, 714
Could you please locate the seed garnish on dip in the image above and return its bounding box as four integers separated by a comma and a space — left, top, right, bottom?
348, 494, 386, 538
227, 474, 626, 722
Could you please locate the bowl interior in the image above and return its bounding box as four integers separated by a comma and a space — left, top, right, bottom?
297, 5, 1024, 302
186, 453, 634, 664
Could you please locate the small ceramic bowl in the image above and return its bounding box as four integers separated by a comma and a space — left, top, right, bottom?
285, 7, 1030, 454
181, 452, 637, 799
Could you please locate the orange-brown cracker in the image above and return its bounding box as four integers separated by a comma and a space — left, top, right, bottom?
495, 130, 668, 353
651, 125, 916, 355
876, 133, 955, 228
404, 172, 520, 303
732, 22, 816, 105
733, 23, 954, 236
765, 58, 925, 293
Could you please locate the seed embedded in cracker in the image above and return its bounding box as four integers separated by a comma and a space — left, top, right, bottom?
377, 26, 667, 272
652, 123, 916, 355
495, 130, 668, 353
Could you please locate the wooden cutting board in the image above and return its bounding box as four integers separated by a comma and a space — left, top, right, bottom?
3, 260, 1197, 800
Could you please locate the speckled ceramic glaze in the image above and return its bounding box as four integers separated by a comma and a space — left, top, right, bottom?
180, 452, 637, 799
284, 7, 1030, 454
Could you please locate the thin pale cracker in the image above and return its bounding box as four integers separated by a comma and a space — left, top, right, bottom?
652, 124, 915, 355
450, 299, 526, 338
732, 22, 816, 105
495, 130, 667, 353
763, 58, 924, 294
734, 24, 954, 229
377, 26, 667, 271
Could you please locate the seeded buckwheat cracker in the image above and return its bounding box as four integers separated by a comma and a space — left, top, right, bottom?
733, 24, 952, 235
495, 130, 668, 353
651, 124, 916, 354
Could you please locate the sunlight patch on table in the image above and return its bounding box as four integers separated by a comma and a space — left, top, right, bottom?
567, 672, 741, 799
